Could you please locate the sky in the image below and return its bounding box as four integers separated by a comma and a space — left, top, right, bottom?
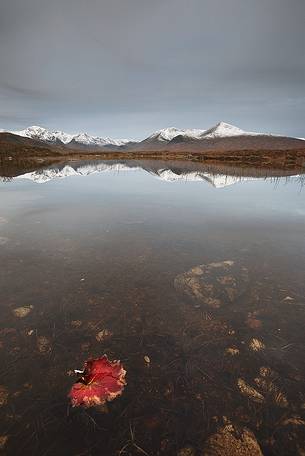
0, 0, 304, 140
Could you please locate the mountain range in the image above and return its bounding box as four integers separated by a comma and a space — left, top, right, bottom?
7, 125, 130, 149
1, 122, 304, 154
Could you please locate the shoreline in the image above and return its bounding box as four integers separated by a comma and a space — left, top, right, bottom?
1, 150, 305, 180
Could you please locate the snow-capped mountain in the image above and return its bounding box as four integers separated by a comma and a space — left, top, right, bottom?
3, 122, 305, 153
6, 121, 266, 148
131, 121, 305, 152
9, 126, 129, 148
199, 121, 259, 139
144, 127, 205, 143
71, 133, 129, 147
11, 126, 74, 144
141, 122, 262, 144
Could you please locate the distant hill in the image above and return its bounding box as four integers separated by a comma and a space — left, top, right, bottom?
127, 122, 305, 153
1, 122, 304, 158
0, 132, 62, 157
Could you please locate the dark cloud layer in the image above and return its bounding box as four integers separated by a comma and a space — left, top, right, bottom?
0, 0, 304, 138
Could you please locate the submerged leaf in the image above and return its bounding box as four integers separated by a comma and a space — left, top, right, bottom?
68, 355, 126, 408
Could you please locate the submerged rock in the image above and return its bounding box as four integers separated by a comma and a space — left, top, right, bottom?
12, 305, 33, 318
175, 260, 248, 308
202, 424, 263, 455
144, 355, 151, 364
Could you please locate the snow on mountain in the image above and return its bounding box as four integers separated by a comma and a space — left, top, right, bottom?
72, 133, 129, 147
9, 126, 129, 147
11, 126, 74, 144
145, 127, 205, 142
142, 122, 267, 144
200, 122, 259, 139
5, 122, 304, 147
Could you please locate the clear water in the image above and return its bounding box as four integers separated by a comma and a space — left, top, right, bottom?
0, 160, 305, 455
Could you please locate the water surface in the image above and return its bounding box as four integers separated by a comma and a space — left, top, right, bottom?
0, 160, 305, 455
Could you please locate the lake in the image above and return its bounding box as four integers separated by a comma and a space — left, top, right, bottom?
0, 160, 305, 455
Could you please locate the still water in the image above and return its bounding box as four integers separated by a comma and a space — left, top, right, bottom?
0, 160, 305, 455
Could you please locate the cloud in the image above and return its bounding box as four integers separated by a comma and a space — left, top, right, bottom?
0, 0, 304, 137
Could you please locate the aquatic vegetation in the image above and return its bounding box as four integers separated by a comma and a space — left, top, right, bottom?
0, 436, 8, 450
249, 338, 265, 352
245, 314, 262, 330
174, 260, 248, 309
225, 347, 240, 356
237, 378, 264, 403
69, 355, 126, 408
177, 446, 195, 456
70, 320, 82, 328
254, 375, 288, 408
37, 336, 51, 354
0, 385, 9, 407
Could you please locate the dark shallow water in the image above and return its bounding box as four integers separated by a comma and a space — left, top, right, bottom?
0, 160, 305, 455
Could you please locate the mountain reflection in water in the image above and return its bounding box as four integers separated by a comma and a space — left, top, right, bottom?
1, 159, 305, 188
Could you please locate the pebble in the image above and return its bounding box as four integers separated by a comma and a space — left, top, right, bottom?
13, 305, 33, 318
96, 329, 112, 342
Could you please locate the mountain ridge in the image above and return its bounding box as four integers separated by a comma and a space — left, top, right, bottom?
4, 121, 304, 149
8, 125, 130, 148
1, 122, 304, 156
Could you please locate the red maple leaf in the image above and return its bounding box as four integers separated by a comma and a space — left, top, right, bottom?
69, 355, 127, 408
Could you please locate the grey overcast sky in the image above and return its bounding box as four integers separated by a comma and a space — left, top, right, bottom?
0, 0, 304, 139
